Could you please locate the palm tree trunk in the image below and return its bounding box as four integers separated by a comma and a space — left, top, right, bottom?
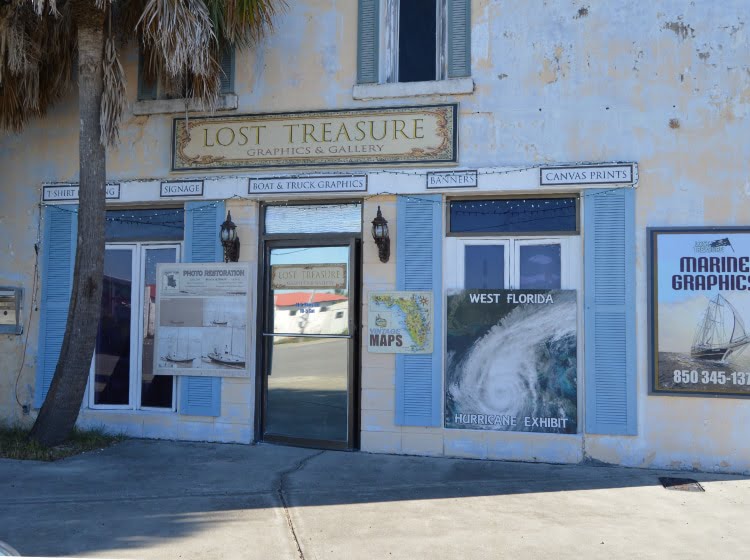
30, 9, 107, 447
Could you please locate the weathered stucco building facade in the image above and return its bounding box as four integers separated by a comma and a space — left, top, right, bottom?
2, 1, 750, 473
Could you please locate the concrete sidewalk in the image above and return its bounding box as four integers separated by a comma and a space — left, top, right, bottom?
1, 440, 748, 559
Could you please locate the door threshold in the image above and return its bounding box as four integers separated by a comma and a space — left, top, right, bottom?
261, 434, 356, 452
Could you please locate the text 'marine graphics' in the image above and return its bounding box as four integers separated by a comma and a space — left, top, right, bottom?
649, 228, 750, 397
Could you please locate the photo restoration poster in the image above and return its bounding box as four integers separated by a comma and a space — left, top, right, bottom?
650, 228, 750, 397
154, 262, 250, 377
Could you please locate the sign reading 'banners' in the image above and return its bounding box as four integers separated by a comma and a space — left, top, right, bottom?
650, 228, 750, 397
445, 290, 577, 433
172, 104, 457, 171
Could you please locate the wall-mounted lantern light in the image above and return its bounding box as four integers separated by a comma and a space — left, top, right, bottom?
371, 206, 390, 263
220, 211, 240, 262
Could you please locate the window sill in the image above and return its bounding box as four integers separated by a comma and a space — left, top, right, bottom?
133, 93, 238, 116
352, 78, 474, 100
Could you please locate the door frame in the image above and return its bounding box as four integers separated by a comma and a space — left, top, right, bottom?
88, 241, 181, 411
255, 202, 363, 450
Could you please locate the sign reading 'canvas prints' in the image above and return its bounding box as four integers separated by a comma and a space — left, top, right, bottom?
445, 290, 577, 433
650, 228, 750, 397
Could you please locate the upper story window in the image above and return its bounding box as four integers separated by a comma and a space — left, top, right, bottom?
357, 0, 471, 86
137, 48, 235, 101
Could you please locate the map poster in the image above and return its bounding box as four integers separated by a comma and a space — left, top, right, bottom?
154, 262, 250, 377
445, 290, 577, 433
368, 291, 433, 354
649, 228, 750, 397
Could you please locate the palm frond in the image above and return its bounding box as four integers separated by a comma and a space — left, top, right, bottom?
207, 0, 286, 49
100, 33, 125, 146
0, 1, 73, 131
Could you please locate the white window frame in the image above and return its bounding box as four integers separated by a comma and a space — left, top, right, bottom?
88, 241, 182, 412
446, 237, 579, 291
445, 235, 584, 432
382, 0, 447, 84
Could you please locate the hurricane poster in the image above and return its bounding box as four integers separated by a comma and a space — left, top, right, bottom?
650, 228, 750, 397
154, 262, 250, 378
445, 290, 577, 433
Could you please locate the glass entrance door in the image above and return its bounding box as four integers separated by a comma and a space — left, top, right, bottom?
261, 241, 359, 448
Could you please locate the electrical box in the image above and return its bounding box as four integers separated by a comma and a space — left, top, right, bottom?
0, 287, 23, 335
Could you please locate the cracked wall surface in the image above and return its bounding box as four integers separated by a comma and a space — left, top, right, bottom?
1, 1, 749, 472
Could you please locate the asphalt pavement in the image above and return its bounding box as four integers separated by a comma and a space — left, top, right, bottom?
1, 439, 748, 559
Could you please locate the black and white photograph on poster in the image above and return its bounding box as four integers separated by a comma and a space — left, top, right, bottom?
445, 289, 577, 433
155, 263, 249, 377
650, 228, 750, 396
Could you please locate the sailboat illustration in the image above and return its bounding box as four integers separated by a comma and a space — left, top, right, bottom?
210, 311, 228, 326
691, 293, 750, 362
207, 327, 245, 367
163, 333, 196, 365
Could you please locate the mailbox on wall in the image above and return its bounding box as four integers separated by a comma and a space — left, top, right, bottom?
0, 287, 23, 335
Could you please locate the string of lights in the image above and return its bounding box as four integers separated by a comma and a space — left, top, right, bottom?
39, 184, 635, 220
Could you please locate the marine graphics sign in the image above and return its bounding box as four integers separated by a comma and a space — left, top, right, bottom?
649, 227, 750, 397
172, 104, 457, 171
445, 290, 577, 433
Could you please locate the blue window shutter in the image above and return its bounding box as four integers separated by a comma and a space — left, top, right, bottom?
584, 188, 636, 435
447, 0, 471, 78
179, 376, 221, 417
180, 201, 224, 417
184, 201, 224, 263
137, 48, 158, 101
395, 195, 443, 426
219, 47, 235, 94
35, 205, 77, 407
357, 0, 380, 84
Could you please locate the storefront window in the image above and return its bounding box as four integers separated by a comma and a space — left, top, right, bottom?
449, 198, 577, 234
90, 208, 183, 411
464, 245, 505, 289
265, 204, 362, 234
519, 244, 561, 289
105, 208, 184, 241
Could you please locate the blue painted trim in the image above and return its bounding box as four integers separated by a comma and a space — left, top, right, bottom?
624, 188, 636, 435
178, 376, 221, 417
395, 194, 443, 427
184, 201, 225, 263
35, 205, 77, 407
583, 188, 636, 435
181, 200, 224, 416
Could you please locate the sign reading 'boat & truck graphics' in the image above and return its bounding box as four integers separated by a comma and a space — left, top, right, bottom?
154, 262, 250, 378
650, 228, 750, 397
367, 291, 433, 354
172, 104, 457, 171
445, 290, 578, 433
